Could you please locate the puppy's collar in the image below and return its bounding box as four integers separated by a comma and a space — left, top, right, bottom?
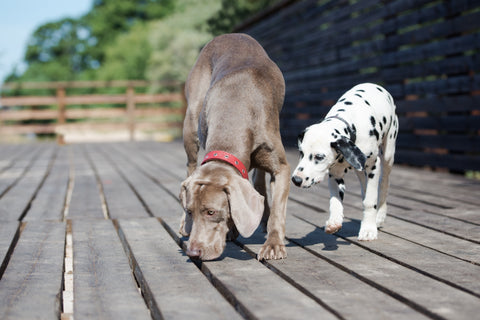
201, 151, 249, 179
325, 115, 357, 143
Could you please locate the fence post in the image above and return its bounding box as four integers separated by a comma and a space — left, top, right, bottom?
56, 86, 66, 144
126, 86, 135, 141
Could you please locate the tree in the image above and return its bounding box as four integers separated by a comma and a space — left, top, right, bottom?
207, 0, 280, 35
7, 0, 175, 82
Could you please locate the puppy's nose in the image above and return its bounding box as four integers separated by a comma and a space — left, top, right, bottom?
291, 175, 303, 187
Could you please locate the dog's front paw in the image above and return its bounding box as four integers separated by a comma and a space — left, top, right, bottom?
325, 219, 342, 234
258, 239, 287, 260
358, 223, 378, 241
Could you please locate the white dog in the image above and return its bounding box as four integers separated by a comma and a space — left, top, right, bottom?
291, 83, 398, 240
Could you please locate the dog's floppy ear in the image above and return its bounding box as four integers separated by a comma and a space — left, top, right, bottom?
225, 175, 264, 238
331, 136, 366, 171
179, 176, 194, 236
298, 130, 306, 144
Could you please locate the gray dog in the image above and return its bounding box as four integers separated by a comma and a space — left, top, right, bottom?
179, 33, 290, 261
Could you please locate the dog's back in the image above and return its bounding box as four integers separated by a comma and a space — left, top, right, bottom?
326, 83, 396, 152
185, 33, 285, 154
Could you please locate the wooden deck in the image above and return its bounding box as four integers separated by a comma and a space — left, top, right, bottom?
0, 141, 478, 320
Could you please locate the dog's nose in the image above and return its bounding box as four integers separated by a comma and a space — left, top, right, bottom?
291, 175, 303, 187
187, 241, 202, 258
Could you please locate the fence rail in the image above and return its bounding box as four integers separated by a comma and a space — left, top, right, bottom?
0, 80, 186, 142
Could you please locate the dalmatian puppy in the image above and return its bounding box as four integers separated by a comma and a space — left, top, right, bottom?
291, 83, 398, 240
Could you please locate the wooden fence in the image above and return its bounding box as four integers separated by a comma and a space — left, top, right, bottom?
236, 0, 480, 172
0, 80, 186, 143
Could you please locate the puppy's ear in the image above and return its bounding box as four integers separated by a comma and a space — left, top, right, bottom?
298, 130, 306, 144
331, 136, 366, 171
225, 176, 264, 238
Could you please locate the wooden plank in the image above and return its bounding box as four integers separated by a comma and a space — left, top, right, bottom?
84, 144, 150, 219
274, 203, 480, 319
0, 221, 65, 319
0, 145, 42, 197
96, 143, 183, 230
239, 228, 430, 319
67, 145, 105, 219
377, 212, 480, 265
1, 80, 180, 90
24, 146, 70, 221
203, 242, 339, 319
0, 222, 20, 276
332, 216, 480, 295
72, 219, 151, 320
0, 145, 55, 221
117, 218, 242, 320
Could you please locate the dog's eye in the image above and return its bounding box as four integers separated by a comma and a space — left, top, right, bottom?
207, 210, 216, 216
186, 209, 192, 215
314, 154, 325, 161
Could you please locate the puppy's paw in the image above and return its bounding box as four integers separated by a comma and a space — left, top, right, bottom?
358, 223, 378, 241
325, 219, 342, 234
258, 239, 287, 260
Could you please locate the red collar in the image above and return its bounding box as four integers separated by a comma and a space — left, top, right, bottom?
201, 151, 248, 179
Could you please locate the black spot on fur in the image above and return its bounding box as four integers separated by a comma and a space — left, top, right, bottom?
335, 129, 341, 135
344, 128, 349, 135
337, 108, 345, 112
355, 93, 362, 98
376, 86, 383, 92
365, 100, 370, 106
379, 122, 383, 130
339, 98, 346, 102
309, 154, 313, 161
344, 168, 348, 173
383, 116, 387, 124
339, 190, 345, 201
374, 205, 377, 209
370, 116, 376, 126
344, 101, 352, 105
371, 165, 376, 170
335, 178, 344, 185
368, 173, 375, 179
352, 124, 357, 132
369, 129, 380, 140
357, 89, 365, 92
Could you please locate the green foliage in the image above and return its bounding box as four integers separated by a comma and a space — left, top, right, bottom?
96, 23, 152, 81
207, 0, 280, 35
5, 0, 277, 84
145, 0, 221, 85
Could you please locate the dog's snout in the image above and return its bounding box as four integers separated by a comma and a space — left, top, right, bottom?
291, 175, 303, 187
187, 241, 202, 258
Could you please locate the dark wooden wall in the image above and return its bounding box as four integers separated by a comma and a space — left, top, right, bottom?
236, 0, 480, 172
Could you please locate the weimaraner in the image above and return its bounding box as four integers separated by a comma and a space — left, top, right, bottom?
179, 33, 290, 261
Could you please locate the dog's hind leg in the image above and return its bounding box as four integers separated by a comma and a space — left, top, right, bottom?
377, 115, 398, 227
358, 156, 382, 240
325, 176, 345, 234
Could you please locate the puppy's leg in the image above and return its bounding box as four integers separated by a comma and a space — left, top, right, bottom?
325, 176, 345, 234
377, 115, 397, 227
358, 156, 382, 240
253, 169, 270, 232
258, 162, 290, 260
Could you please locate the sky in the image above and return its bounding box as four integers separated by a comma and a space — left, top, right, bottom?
0, 0, 93, 85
